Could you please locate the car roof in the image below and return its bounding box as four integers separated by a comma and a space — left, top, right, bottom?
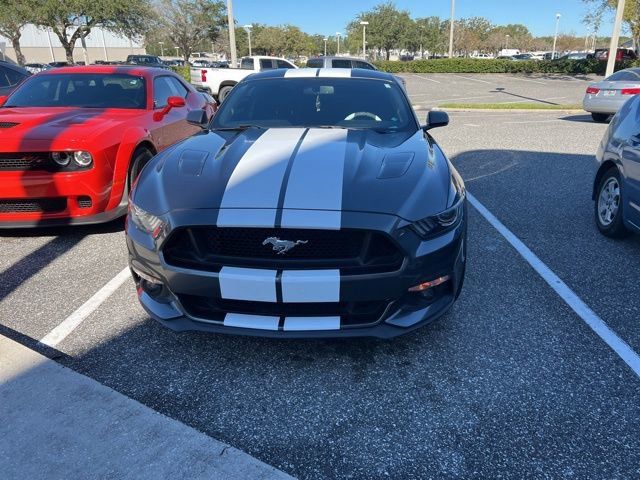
36, 65, 166, 78
247, 68, 395, 82
309, 56, 372, 62
0, 61, 30, 75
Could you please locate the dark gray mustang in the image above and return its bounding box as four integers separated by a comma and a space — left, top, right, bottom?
126, 68, 467, 338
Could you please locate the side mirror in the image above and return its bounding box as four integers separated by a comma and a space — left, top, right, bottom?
422, 110, 449, 131
187, 109, 209, 129
0, 96, 7, 107
153, 96, 186, 121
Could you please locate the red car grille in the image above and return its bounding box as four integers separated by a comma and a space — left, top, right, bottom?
0, 153, 56, 171
0, 198, 67, 213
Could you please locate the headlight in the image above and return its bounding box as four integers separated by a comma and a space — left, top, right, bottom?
73, 151, 93, 167
128, 202, 167, 239
51, 152, 71, 166
410, 182, 465, 239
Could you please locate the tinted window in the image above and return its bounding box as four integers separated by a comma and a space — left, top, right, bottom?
353, 61, 376, 70
306, 58, 324, 68
276, 59, 294, 69
5, 73, 146, 108
332, 59, 353, 68
167, 77, 189, 98
153, 77, 176, 107
259, 59, 275, 70
606, 70, 640, 82
213, 77, 415, 133
240, 58, 253, 69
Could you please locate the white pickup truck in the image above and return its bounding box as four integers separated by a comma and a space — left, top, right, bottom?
190, 56, 298, 102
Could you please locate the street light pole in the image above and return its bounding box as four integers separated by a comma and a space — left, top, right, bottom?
244, 25, 252, 56
606, 0, 626, 77
227, 0, 237, 67
323, 37, 328, 56
100, 28, 108, 62
448, 0, 455, 58
159, 41, 164, 57
336, 32, 341, 55
552, 13, 561, 60
505, 34, 510, 50
360, 21, 369, 59
175, 46, 180, 58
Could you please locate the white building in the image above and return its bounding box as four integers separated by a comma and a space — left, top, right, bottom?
0, 24, 145, 64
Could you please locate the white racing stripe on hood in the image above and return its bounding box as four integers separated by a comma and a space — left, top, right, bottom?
284, 69, 319, 77
280, 128, 348, 230
217, 128, 306, 227
318, 68, 352, 78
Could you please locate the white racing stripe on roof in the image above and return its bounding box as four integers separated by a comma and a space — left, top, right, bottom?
223, 313, 280, 331
318, 68, 352, 78
219, 267, 277, 302
284, 316, 341, 331
217, 128, 306, 228
284, 69, 319, 77
280, 128, 347, 230
281, 269, 340, 303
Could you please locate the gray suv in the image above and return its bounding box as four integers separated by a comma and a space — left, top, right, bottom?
307, 56, 377, 70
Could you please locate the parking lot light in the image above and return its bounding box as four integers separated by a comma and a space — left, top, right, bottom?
336, 32, 341, 55
323, 37, 328, 56
360, 21, 369, 59
243, 25, 252, 56
552, 13, 561, 60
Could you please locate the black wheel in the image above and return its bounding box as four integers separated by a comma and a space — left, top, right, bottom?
218, 85, 234, 103
594, 167, 630, 238
591, 112, 610, 123
128, 147, 154, 188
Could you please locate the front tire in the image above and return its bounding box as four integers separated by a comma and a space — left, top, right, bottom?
591, 112, 610, 123
594, 167, 630, 238
128, 147, 154, 189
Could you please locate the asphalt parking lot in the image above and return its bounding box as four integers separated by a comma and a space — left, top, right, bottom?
400, 72, 601, 109
2, 76, 640, 479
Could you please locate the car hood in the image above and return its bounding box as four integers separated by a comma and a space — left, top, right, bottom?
135, 127, 452, 222
0, 107, 145, 150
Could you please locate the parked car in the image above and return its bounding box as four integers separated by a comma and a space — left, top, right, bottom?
126, 68, 466, 338
306, 56, 377, 70
594, 48, 637, 62
0, 61, 30, 96
542, 52, 560, 60
127, 55, 166, 68
583, 67, 640, 122
48, 61, 71, 68
0, 66, 216, 227
23, 63, 52, 74
557, 52, 592, 61
191, 59, 212, 68
190, 55, 297, 102
592, 93, 640, 237
511, 53, 534, 61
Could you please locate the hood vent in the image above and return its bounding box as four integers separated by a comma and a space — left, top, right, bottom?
0, 122, 19, 128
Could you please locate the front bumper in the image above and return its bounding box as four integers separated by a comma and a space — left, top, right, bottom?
0, 152, 125, 227
126, 207, 467, 339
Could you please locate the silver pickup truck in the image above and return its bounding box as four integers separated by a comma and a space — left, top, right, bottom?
190, 56, 297, 101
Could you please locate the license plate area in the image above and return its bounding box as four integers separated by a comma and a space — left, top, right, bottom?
603, 90, 616, 96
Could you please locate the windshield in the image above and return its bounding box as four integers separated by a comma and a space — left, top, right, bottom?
211, 77, 416, 133
5, 73, 147, 109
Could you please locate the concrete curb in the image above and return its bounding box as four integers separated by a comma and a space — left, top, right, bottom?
428, 107, 586, 114
0, 335, 294, 480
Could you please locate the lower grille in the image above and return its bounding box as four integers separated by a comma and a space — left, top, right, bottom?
0, 198, 67, 213
0, 122, 19, 128
177, 295, 389, 327
163, 227, 404, 274
78, 196, 93, 208
0, 153, 56, 171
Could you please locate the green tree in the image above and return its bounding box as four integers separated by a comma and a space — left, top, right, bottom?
0, 0, 32, 65
349, 2, 414, 60
157, 0, 226, 62
414, 17, 444, 58
34, 0, 153, 63
583, 0, 640, 50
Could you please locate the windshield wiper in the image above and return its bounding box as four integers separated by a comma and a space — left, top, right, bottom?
212, 125, 266, 131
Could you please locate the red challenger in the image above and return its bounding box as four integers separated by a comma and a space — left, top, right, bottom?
0, 66, 216, 227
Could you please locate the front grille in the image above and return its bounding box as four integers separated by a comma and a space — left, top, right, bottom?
163, 227, 404, 274
0, 198, 67, 213
0, 122, 19, 128
0, 153, 56, 171
177, 295, 389, 327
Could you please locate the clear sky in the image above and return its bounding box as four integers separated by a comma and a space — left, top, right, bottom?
232, 0, 616, 37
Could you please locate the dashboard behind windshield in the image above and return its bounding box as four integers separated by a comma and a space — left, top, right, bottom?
211, 77, 417, 133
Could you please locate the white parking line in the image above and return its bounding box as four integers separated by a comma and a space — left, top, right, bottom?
467, 192, 640, 378
39, 267, 131, 348
506, 76, 547, 85
503, 119, 563, 124
450, 74, 492, 84
412, 74, 441, 84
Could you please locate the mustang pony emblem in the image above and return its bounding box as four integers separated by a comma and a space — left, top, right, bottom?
262, 237, 308, 255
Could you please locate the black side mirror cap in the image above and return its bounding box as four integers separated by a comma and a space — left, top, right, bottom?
187, 109, 209, 129
422, 110, 449, 131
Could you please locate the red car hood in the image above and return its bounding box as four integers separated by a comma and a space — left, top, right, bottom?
0, 107, 146, 151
